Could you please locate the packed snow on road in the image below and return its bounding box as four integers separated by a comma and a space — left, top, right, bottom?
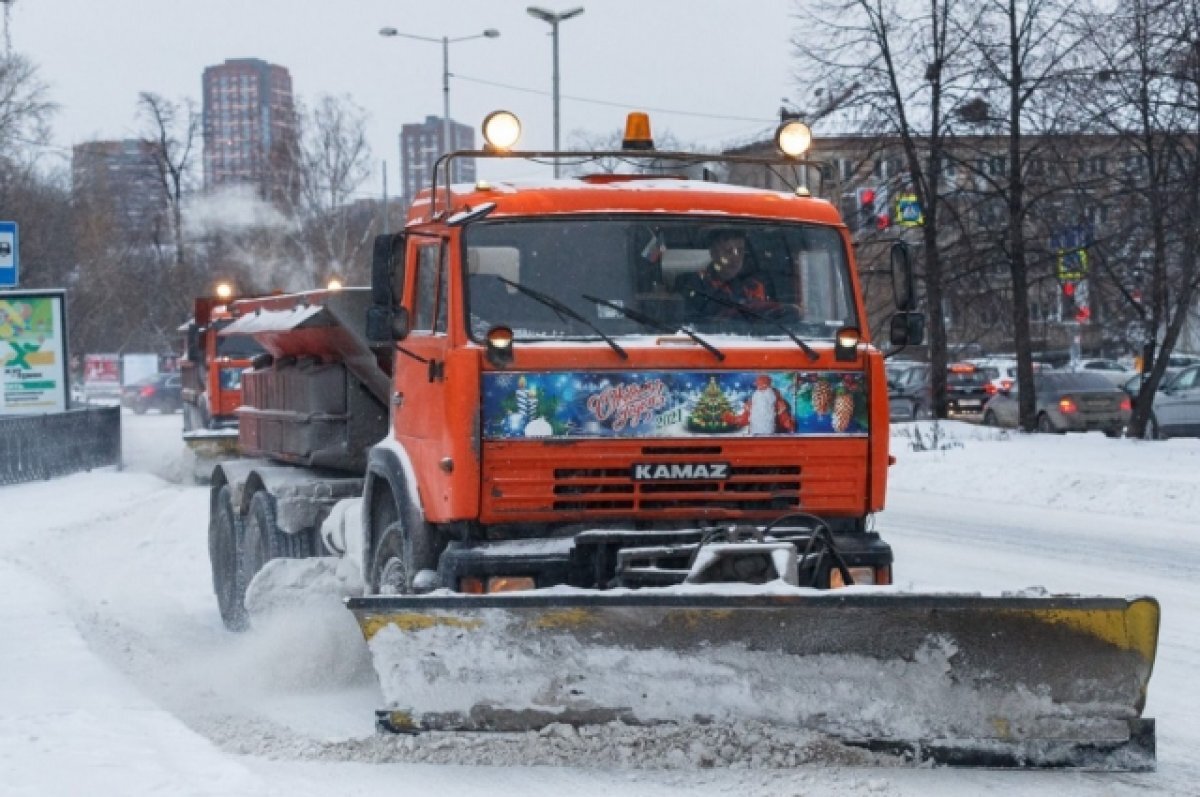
2, 412, 1197, 796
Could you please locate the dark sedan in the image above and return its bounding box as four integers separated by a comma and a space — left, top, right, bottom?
126, 373, 183, 414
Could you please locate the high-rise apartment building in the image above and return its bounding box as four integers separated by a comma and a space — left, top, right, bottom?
202, 58, 296, 200
400, 116, 476, 207
71, 140, 168, 240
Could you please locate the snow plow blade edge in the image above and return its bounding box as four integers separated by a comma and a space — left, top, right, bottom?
347, 592, 1158, 770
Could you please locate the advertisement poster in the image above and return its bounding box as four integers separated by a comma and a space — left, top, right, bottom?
0, 290, 68, 415
482, 370, 868, 440
82, 353, 120, 400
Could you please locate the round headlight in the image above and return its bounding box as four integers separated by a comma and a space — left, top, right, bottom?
776, 120, 813, 158
214, 282, 234, 301
482, 111, 522, 152
327, 277, 344, 291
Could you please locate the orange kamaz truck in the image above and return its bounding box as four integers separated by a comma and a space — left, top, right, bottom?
204, 112, 1158, 769
181, 291, 264, 456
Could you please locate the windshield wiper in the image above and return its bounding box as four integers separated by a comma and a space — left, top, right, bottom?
497, 277, 628, 360
581, 295, 725, 361
686, 289, 819, 361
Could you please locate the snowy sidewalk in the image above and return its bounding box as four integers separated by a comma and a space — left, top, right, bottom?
0, 558, 276, 797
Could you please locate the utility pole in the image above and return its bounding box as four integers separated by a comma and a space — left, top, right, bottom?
2, 0, 16, 56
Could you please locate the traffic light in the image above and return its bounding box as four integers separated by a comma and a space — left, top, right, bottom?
857, 187, 876, 219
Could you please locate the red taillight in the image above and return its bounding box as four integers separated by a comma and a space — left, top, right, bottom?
1058, 397, 1078, 414
139, 385, 155, 397
1120, 397, 1132, 411
985, 383, 997, 395
1001, 379, 1013, 391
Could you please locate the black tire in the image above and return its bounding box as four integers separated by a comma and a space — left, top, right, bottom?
209, 484, 248, 631
982, 409, 998, 427
368, 497, 441, 595
241, 490, 317, 590
913, 401, 931, 420
1037, 413, 1057, 434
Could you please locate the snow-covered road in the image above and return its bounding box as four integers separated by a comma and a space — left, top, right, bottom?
1, 412, 1197, 795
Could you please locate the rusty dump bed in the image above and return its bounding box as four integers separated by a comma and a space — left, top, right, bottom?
348, 591, 1159, 770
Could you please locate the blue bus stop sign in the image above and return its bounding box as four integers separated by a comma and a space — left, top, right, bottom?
0, 222, 18, 288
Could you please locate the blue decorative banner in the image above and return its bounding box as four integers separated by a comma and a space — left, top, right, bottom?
482, 371, 868, 439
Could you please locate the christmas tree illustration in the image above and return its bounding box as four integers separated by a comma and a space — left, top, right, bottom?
687, 377, 738, 433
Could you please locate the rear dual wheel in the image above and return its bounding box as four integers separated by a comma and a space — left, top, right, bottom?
209, 485, 247, 631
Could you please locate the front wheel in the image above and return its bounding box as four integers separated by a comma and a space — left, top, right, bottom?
1037, 413, 1058, 434
982, 409, 999, 427
368, 502, 441, 595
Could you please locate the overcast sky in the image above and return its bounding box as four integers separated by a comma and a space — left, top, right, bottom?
11, 0, 799, 192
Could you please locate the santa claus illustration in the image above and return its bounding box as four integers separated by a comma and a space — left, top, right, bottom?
726, 374, 795, 434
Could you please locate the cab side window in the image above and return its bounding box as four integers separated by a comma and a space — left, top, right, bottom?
413, 243, 448, 333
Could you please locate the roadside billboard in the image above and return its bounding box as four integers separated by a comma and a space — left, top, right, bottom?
0, 290, 68, 415
82, 353, 121, 402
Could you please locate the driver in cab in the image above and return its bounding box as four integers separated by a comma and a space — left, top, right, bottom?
677, 230, 784, 321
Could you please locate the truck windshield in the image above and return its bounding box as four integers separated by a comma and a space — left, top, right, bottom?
462, 217, 857, 342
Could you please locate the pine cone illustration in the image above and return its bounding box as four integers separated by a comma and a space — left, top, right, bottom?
832, 388, 854, 432
812, 379, 833, 416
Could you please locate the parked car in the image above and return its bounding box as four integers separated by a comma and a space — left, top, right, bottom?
1071, 358, 1134, 387
1143, 364, 1200, 439
1121, 369, 1179, 401
889, 361, 991, 420
982, 371, 1131, 436
885, 360, 924, 421
125, 373, 183, 414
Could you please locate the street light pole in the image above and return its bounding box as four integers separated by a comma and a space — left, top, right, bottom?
379, 26, 500, 158
526, 6, 584, 177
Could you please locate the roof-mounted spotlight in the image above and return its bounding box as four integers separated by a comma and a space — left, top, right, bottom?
776, 120, 813, 159
482, 110, 522, 152
214, 282, 234, 301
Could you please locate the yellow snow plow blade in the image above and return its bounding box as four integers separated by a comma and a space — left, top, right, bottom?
347, 592, 1159, 770
183, 429, 239, 458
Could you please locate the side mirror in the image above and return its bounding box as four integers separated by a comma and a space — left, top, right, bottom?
367, 306, 412, 344
889, 312, 925, 347
185, 324, 200, 362
371, 232, 405, 307
890, 242, 916, 311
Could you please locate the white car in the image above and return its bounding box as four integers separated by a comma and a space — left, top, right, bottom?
1072, 358, 1133, 387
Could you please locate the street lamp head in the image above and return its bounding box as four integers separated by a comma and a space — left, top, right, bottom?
379, 27, 398, 37
527, 6, 584, 23
483, 28, 501, 38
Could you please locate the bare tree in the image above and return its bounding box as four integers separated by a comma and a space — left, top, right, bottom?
138, 92, 198, 269
959, 0, 1096, 429
792, 0, 982, 416
282, 94, 374, 286
1073, 0, 1200, 437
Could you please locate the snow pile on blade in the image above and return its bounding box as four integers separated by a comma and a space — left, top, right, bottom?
348, 590, 1158, 769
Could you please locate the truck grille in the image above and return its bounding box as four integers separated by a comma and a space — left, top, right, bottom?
481, 440, 869, 521
552, 461, 801, 512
